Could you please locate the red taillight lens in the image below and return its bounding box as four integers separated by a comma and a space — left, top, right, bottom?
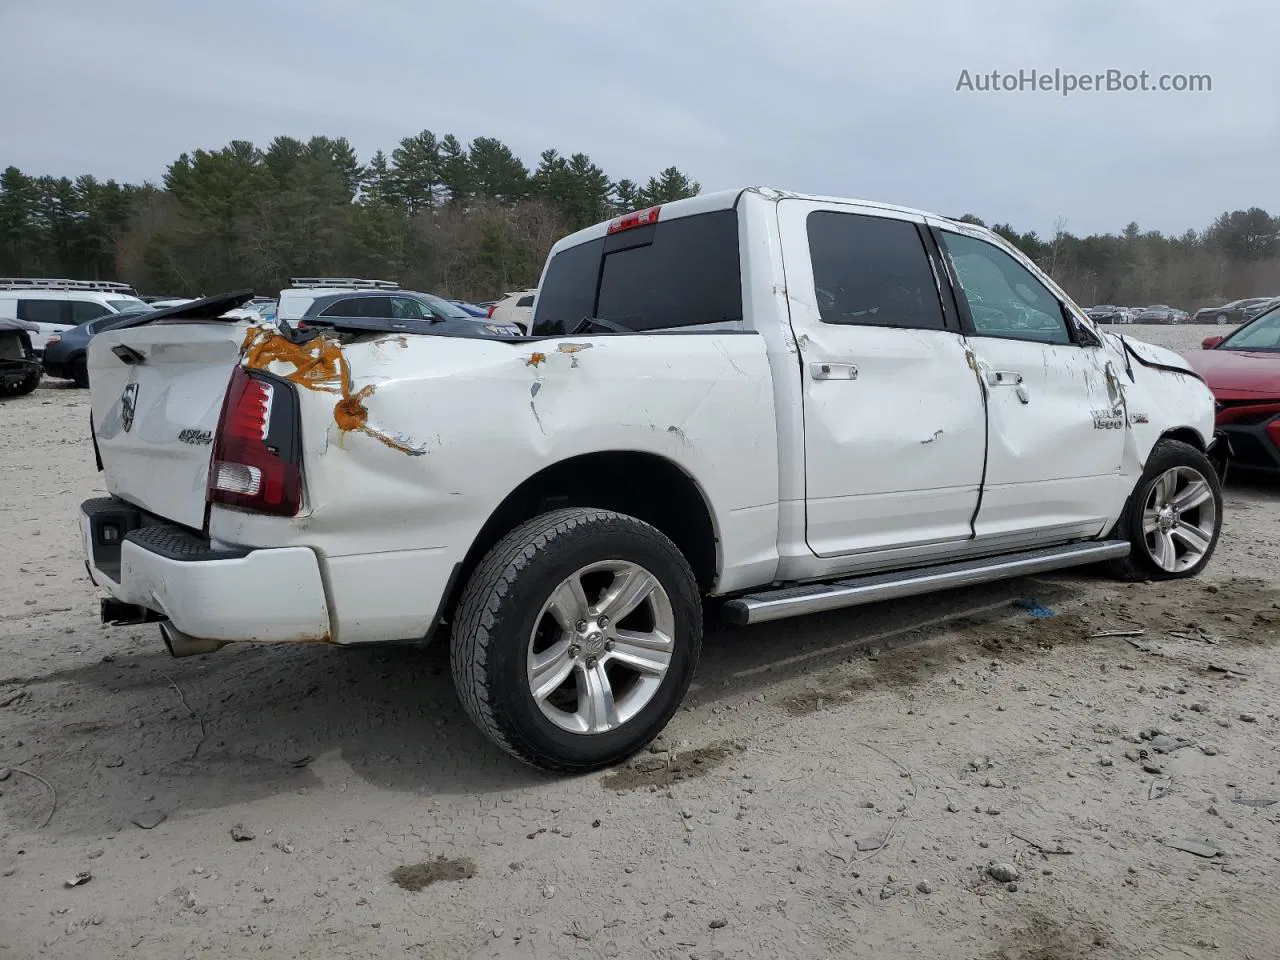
607, 205, 661, 234
208, 366, 302, 516
486, 304, 497, 318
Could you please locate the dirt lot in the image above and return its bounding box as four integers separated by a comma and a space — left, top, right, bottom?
2, 325, 1278, 960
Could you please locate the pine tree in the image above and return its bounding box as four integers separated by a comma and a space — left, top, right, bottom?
390, 130, 440, 213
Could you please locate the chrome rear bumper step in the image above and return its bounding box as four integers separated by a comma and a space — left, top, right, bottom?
722, 540, 1130, 626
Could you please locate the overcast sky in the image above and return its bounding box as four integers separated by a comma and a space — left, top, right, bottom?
2, 0, 1270, 237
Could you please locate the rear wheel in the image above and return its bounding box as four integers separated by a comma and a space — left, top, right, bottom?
450, 508, 702, 772
1216, 315, 1228, 325
72, 357, 89, 389
1104, 439, 1222, 581
0, 370, 40, 397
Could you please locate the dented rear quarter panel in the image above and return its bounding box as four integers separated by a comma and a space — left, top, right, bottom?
212, 329, 781, 642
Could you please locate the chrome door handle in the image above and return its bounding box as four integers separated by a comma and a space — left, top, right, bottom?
984, 370, 1023, 386
810, 361, 858, 381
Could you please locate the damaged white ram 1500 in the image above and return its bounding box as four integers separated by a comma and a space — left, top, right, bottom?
80, 188, 1227, 771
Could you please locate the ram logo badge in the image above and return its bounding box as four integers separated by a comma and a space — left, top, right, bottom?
120, 383, 139, 432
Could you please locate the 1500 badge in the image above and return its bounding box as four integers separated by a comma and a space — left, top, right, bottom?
178, 428, 213, 445
1092, 409, 1125, 430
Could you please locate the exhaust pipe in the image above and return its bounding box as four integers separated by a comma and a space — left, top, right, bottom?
101, 598, 164, 626
159, 622, 229, 659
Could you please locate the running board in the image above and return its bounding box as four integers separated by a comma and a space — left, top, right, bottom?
722, 540, 1130, 626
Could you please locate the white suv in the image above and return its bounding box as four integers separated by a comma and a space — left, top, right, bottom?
486, 289, 537, 332
0, 280, 147, 356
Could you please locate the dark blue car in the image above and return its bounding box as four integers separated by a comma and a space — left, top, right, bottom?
43, 306, 153, 387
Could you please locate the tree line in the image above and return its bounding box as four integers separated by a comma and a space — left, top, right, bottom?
2, 131, 1278, 309
0, 131, 699, 302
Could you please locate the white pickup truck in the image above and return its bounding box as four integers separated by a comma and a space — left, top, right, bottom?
80, 188, 1226, 772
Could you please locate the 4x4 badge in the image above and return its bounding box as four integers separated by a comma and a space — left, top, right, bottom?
120, 383, 139, 432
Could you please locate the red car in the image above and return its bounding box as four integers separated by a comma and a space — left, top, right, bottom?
1183, 305, 1280, 473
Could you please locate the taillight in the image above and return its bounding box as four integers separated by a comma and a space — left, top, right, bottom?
208, 366, 302, 516
607, 205, 661, 234
486, 304, 497, 318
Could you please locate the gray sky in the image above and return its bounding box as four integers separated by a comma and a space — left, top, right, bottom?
2, 0, 1270, 237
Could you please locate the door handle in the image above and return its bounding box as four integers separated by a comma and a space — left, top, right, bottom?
983, 368, 1030, 403
810, 361, 858, 381
984, 369, 1023, 386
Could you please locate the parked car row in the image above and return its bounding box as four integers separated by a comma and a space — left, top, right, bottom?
1191, 297, 1280, 325
1085, 297, 1280, 327
0, 277, 519, 394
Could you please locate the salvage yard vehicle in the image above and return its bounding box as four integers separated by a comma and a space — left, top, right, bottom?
0, 279, 147, 357
0, 316, 42, 397
79, 188, 1227, 772
1184, 303, 1280, 473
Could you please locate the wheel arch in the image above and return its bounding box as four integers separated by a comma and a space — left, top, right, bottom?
436, 450, 721, 637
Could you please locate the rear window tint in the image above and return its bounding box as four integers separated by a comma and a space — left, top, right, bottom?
17, 299, 64, 325
531, 209, 741, 335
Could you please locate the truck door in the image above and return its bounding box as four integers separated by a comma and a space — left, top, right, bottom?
929, 221, 1130, 545
776, 199, 987, 559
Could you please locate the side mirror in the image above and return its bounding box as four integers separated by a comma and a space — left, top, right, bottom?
1201, 336, 1224, 349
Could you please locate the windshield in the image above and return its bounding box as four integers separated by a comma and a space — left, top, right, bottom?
108, 297, 146, 310
1220, 307, 1280, 351
417, 293, 473, 320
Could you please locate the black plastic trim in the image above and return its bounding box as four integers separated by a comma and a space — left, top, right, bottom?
124, 524, 251, 562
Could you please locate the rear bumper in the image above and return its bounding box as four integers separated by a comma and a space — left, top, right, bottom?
80, 498, 332, 643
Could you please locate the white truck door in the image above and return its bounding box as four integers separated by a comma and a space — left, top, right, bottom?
777, 199, 987, 558
930, 222, 1130, 545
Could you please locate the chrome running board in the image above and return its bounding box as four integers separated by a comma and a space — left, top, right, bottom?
722, 540, 1130, 626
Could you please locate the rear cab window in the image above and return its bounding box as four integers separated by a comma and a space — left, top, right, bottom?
531, 209, 742, 336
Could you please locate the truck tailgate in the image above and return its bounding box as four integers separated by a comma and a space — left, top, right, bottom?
88, 319, 255, 529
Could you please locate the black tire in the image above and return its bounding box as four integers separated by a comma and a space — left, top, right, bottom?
0, 370, 40, 397
72, 357, 89, 389
450, 508, 702, 772
1103, 439, 1223, 582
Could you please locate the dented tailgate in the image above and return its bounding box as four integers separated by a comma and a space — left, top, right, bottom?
88, 320, 255, 529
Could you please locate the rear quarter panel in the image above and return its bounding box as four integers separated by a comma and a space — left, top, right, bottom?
212, 329, 781, 639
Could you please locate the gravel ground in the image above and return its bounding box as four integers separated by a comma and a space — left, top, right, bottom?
2, 325, 1278, 960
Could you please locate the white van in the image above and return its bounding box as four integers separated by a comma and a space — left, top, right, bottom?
0, 280, 147, 356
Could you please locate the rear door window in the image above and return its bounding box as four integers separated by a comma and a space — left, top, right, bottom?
71, 300, 111, 324
531, 209, 742, 335
319, 297, 393, 319
806, 212, 947, 330
18, 299, 67, 325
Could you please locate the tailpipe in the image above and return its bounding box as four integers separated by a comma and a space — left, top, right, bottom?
159, 622, 229, 659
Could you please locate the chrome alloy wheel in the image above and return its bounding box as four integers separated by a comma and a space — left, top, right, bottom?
527, 560, 675, 735
1141, 465, 1217, 573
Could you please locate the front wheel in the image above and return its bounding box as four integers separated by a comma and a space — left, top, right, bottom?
1104, 439, 1223, 581
1216, 315, 1228, 325
450, 508, 702, 772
